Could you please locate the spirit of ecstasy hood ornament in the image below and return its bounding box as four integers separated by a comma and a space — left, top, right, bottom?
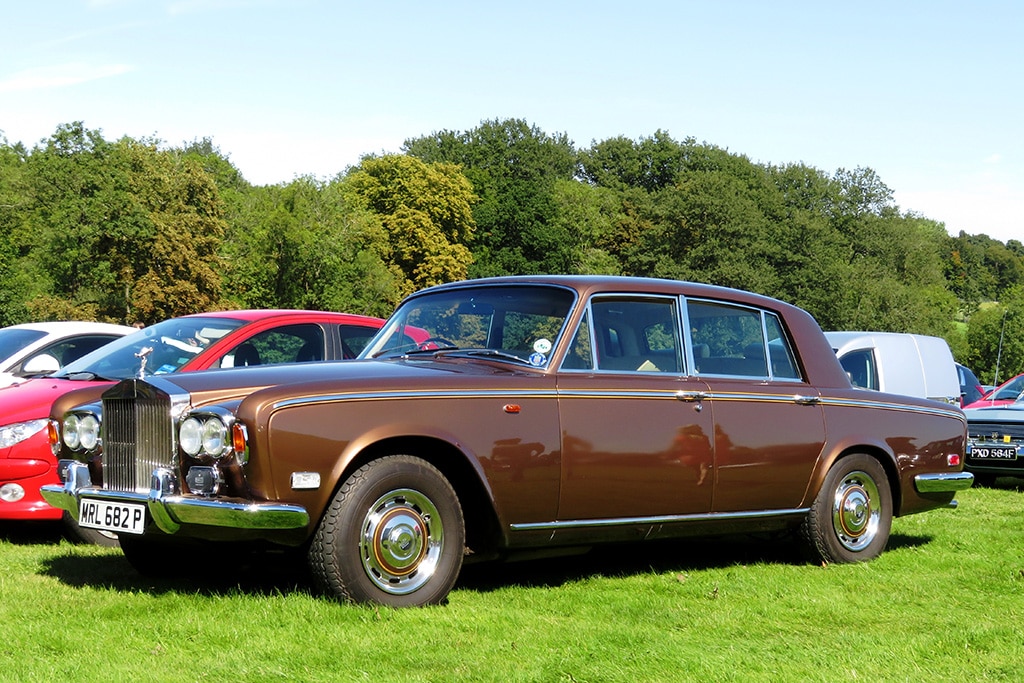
135, 346, 154, 379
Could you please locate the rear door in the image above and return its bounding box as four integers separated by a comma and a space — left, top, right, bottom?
686, 298, 826, 512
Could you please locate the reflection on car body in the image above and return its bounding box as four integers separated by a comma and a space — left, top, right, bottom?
42, 276, 971, 606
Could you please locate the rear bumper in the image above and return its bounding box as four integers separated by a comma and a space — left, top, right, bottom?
913, 471, 974, 494
40, 460, 309, 535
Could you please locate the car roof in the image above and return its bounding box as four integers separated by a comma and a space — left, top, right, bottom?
4, 321, 137, 334
415, 274, 796, 310
180, 310, 384, 324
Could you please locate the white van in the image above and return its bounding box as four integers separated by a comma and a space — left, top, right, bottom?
823, 331, 961, 405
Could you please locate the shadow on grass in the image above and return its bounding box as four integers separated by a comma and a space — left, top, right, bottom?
34, 530, 935, 601
977, 476, 1024, 492
456, 530, 933, 593
39, 546, 317, 600
0, 520, 65, 545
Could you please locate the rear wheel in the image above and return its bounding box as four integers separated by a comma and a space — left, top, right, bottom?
802, 454, 892, 564
309, 455, 465, 607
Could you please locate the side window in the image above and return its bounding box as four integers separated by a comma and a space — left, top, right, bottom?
591, 297, 680, 373
765, 313, 801, 380
688, 301, 799, 380
838, 349, 877, 389
339, 324, 378, 359
220, 324, 325, 368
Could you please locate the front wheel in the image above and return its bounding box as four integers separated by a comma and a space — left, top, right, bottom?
309, 455, 465, 607
802, 454, 892, 564
62, 511, 120, 547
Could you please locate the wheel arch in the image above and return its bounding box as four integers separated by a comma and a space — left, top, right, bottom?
824, 443, 902, 515
338, 435, 503, 561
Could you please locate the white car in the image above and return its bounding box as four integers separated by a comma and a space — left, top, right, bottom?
0, 321, 137, 387
824, 331, 961, 405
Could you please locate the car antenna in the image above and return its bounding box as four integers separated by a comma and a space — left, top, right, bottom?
993, 309, 1007, 389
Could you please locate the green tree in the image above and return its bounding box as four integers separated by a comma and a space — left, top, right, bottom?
404, 118, 578, 276
342, 154, 475, 295
24, 123, 225, 324
965, 292, 1024, 385
221, 177, 400, 317
0, 135, 33, 324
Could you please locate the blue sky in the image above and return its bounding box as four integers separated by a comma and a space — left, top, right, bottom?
2, 0, 1021, 244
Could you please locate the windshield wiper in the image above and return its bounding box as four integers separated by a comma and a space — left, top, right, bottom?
60, 371, 116, 381
455, 349, 535, 366
373, 344, 460, 359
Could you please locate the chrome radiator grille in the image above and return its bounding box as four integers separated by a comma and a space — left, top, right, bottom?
102, 388, 176, 492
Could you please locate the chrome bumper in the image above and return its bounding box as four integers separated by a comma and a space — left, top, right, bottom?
40, 460, 309, 535
914, 471, 974, 494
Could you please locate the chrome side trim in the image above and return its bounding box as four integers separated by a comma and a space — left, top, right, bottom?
40, 461, 309, 534
272, 388, 964, 422
914, 471, 974, 493
509, 507, 810, 532
819, 396, 967, 422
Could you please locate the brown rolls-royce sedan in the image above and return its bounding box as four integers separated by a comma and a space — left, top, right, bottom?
42, 276, 972, 606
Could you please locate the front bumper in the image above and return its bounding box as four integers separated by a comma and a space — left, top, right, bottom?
40, 460, 309, 535
0, 458, 63, 520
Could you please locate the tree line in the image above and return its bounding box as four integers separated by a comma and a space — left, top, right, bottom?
0, 119, 1021, 384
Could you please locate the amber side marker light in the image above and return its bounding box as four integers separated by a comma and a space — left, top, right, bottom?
46, 419, 61, 456
231, 422, 248, 461
503, 404, 521, 414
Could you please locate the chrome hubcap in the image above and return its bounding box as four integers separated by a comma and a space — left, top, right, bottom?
831, 471, 880, 552
360, 488, 443, 595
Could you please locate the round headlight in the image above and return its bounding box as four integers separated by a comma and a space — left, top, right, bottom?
63, 415, 81, 450
78, 415, 100, 451
179, 417, 203, 456
201, 418, 228, 456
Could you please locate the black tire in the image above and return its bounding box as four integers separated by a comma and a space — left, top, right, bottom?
802, 454, 892, 564
972, 474, 997, 488
119, 534, 218, 577
308, 455, 465, 607
119, 534, 176, 576
62, 511, 120, 547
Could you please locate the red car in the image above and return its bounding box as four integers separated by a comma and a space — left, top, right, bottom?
0, 310, 384, 543
963, 372, 1024, 409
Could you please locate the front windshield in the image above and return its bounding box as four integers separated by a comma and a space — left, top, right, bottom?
361, 285, 576, 368
54, 316, 246, 380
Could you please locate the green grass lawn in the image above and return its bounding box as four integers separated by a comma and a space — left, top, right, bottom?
2, 481, 1023, 682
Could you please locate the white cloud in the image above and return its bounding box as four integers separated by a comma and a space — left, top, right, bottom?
0, 63, 133, 93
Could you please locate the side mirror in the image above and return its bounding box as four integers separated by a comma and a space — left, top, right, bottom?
21, 353, 61, 376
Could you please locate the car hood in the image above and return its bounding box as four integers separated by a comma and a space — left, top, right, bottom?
964, 403, 1024, 420
0, 376, 111, 426
123, 356, 546, 410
